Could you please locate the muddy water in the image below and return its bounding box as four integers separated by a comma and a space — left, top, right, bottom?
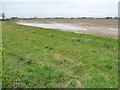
17, 21, 118, 39
17, 22, 87, 31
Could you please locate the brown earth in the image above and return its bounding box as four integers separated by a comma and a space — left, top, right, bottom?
19, 19, 118, 39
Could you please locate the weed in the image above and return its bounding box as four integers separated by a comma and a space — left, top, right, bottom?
2, 21, 118, 88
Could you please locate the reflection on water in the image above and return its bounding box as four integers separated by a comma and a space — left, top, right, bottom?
17, 22, 87, 31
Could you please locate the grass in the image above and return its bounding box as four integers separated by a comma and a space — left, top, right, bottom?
0, 21, 2, 89
2, 20, 118, 88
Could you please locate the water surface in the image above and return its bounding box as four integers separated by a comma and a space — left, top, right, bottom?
17, 22, 87, 31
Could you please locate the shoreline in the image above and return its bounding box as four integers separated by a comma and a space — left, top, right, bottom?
17, 19, 118, 39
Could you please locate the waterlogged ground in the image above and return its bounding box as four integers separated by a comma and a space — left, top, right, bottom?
17, 22, 87, 31
18, 19, 118, 39
2, 21, 118, 88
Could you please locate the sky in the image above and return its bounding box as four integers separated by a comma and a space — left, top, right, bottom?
0, 0, 119, 18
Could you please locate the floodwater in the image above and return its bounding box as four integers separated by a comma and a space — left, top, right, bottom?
17, 22, 87, 31
17, 21, 118, 39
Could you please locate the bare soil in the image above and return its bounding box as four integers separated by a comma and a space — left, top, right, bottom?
19, 19, 118, 39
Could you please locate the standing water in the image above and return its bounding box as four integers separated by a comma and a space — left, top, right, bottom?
17, 22, 87, 32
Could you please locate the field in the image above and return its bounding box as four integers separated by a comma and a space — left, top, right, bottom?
2, 20, 118, 88
0, 21, 2, 89
20, 19, 118, 39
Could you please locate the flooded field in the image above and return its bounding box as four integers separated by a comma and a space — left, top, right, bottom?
17, 22, 87, 31
18, 19, 118, 39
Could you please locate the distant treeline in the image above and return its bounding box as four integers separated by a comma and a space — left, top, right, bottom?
0, 13, 119, 21
0, 16, 119, 21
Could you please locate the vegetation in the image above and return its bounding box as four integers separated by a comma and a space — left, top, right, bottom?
2, 21, 118, 88
0, 21, 2, 89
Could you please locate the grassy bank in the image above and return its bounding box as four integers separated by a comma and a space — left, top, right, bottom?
2, 21, 118, 88
0, 21, 2, 88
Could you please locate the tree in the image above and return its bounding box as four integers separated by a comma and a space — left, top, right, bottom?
11, 17, 19, 20
1, 13, 5, 20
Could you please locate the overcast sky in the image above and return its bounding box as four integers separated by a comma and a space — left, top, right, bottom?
0, 0, 119, 18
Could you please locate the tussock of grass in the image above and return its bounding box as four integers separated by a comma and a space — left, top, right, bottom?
2, 21, 118, 88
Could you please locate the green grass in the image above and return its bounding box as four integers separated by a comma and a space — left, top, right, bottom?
2, 21, 118, 88
0, 21, 2, 89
